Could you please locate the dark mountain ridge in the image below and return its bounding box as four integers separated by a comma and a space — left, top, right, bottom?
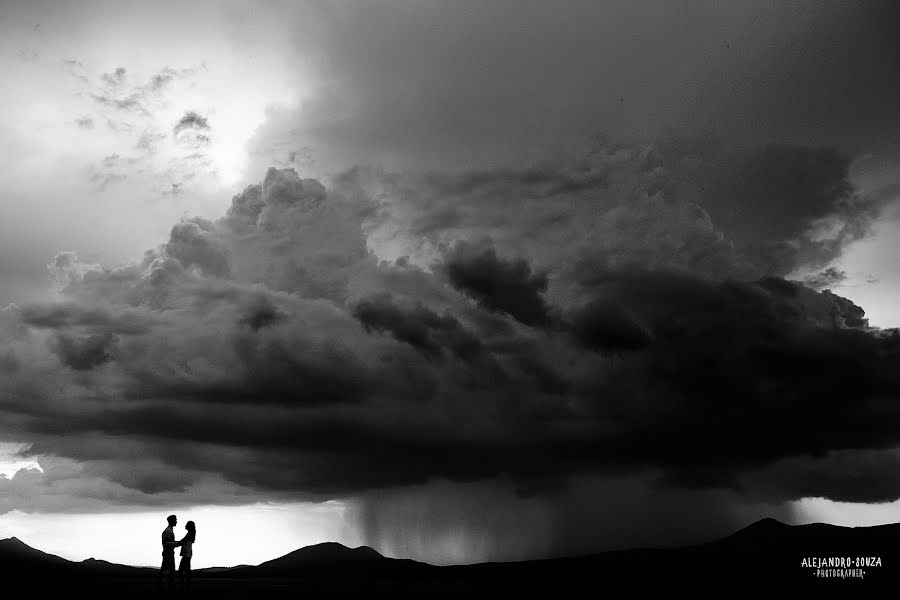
3, 518, 897, 592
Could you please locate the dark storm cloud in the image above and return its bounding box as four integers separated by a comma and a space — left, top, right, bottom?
438, 241, 552, 326
2, 168, 898, 516
245, 0, 897, 323
353, 293, 482, 362
19, 302, 155, 335
4, 2, 900, 527
820, 288, 868, 328
741, 449, 900, 504
424, 165, 608, 198
238, 296, 285, 332
48, 331, 117, 370
560, 270, 898, 489
359, 137, 884, 291
655, 141, 882, 275
567, 300, 652, 357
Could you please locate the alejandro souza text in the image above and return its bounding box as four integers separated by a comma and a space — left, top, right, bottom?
801, 556, 883, 579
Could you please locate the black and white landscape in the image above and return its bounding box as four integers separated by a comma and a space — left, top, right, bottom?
1, 0, 898, 591
4, 519, 899, 593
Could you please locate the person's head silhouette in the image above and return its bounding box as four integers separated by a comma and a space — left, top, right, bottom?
185, 520, 196, 542
167, 514, 177, 527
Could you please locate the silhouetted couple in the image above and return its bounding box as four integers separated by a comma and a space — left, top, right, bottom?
158, 514, 196, 592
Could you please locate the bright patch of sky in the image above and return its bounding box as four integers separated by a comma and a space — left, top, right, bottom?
0, 502, 363, 568
0, 0, 308, 304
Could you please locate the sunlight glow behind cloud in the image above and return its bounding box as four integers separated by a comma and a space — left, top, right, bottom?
0, 0, 309, 305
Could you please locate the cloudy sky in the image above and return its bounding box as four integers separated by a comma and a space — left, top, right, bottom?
1, 0, 899, 568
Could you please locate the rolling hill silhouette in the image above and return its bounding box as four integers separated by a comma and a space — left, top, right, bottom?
3, 519, 897, 594
0, 536, 71, 568
227, 541, 430, 578
0, 535, 150, 576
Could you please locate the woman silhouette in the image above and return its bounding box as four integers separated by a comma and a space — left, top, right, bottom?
178, 520, 196, 591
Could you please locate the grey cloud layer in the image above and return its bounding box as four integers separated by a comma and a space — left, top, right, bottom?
249, 1, 900, 172
362, 140, 887, 289
1, 164, 898, 515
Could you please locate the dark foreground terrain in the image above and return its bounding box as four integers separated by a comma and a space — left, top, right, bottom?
2, 518, 897, 596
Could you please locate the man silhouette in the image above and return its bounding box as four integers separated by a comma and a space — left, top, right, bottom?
158, 515, 182, 590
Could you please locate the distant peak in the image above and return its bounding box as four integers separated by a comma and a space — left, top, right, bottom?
725, 517, 789, 541
2, 536, 27, 545
299, 541, 380, 554
0, 537, 38, 552
256, 541, 385, 570
753, 517, 788, 527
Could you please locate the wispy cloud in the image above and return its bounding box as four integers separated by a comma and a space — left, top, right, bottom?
173, 110, 210, 134
100, 66, 127, 87
58, 58, 216, 194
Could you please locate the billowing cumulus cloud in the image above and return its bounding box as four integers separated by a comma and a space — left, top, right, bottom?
164, 217, 230, 278
1, 166, 897, 527
360, 139, 886, 297
2, 1, 899, 563
651, 141, 884, 276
